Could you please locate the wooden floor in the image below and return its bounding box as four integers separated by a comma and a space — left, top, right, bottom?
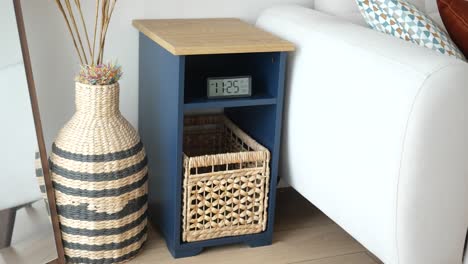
0, 188, 383, 264
130, 188, 383, 264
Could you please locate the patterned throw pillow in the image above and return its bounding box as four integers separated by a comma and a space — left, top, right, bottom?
355, 0, 465, 60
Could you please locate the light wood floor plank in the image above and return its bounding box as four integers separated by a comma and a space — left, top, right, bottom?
132, 224, 366, 264
290, 252, 378, 264
129, 188, 373, 264
0, 188, 384, 264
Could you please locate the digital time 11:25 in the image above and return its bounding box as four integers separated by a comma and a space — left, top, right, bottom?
207, 76, 252, 98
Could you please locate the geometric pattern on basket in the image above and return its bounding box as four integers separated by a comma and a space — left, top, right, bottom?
356, 0, 465, 60
49, 83, 148, 264
182, 115, 270, 242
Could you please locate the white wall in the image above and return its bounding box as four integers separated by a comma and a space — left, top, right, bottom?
22, 0, 313, 149
0, 0, 41, 209
0, 0, 23, 68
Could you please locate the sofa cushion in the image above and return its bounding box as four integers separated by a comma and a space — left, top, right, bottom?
339, 12, 373, 26
428, 11, 448, 31
407, 0, 427, 10
426, 0, 440, 13
314, 0, 361, 16
356, 0, 465, 60
437, 0, 468, 59
314, 0, 430, 26
315, 0, 427, 15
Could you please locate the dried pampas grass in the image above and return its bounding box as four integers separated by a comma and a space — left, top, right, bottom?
54, 0, 117, 66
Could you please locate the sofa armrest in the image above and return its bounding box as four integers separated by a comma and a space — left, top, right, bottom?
257, 5, 468, 264
257, 5, 464, 76
396, 62, 468, 264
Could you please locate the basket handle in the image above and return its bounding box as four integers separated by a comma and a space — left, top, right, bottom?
185, 150, 270, 168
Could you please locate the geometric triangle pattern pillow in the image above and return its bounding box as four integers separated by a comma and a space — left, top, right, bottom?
355, 0, 466, 60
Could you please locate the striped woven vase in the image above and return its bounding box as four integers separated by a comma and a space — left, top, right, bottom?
49, 82, 148, 264
35, 151, 50, 215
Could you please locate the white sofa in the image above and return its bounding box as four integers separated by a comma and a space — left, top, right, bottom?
257, 1, 468, 264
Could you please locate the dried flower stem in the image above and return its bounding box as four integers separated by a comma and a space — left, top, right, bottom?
64, 0, 88, 64
54, 0, 84, 64
92, 0, 100, 64
97, 0, 109, 64
74, 0, 92, 61
97, 0, 106, 64
55, 0, 116, 66
99, 0, 117, 64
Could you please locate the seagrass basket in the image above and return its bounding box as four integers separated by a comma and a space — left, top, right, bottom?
182, 114, 270, 242
49, 82, 148, 264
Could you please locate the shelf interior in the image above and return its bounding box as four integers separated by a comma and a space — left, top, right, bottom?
184, 94, 276, 111
184, 52, 282, 109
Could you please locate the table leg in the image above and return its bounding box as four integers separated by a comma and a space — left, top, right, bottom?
0, 208, 17, 249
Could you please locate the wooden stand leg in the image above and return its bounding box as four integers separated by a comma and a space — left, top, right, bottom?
0, 208, 17, 249
170, 247, 203, 258
246, 238, 273, 248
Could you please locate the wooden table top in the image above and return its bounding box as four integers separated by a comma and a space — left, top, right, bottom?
132, 18, 295, 55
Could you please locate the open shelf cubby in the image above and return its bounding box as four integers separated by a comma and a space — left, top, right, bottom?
184, 52, 282, 109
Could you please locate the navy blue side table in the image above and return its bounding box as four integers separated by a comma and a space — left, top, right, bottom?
133, 18, 294, 258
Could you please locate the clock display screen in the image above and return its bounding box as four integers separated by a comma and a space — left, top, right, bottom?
207, 76, 251, 98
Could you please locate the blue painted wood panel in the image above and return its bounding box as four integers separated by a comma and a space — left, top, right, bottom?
184, 95, 276, 111
138, 33, 185, 253
138, 32, 288, 258
226, 52, 288, 242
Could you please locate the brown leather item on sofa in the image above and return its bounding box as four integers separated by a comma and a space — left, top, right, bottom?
438, 0, 468, 59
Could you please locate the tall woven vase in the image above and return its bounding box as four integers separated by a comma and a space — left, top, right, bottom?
49, 82, 148, 264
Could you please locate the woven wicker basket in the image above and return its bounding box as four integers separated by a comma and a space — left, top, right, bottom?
182, 114, 270, 242
49, 82, 148, 264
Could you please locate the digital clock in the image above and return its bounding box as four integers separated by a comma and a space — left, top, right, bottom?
207, 76, 252, 98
